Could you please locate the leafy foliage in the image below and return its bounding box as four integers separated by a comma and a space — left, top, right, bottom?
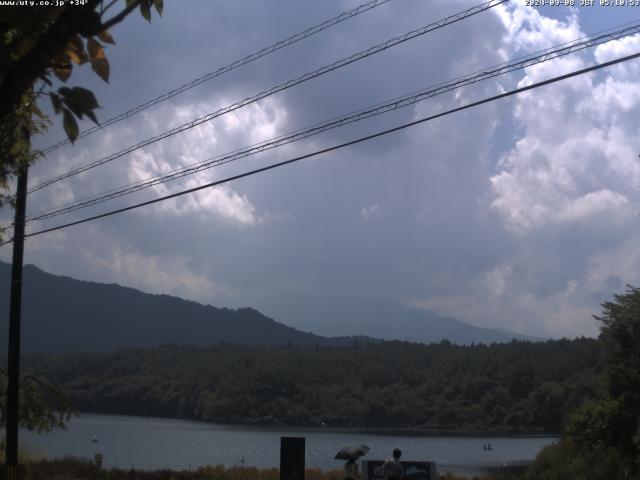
15, 457, 341, 480
526, 440, 628, 480
11, 456, 519, 480
597, 286, 640, 408
0, 0, 162, 221
24, 338, 601, 432
0, 368, 74, 433
528, 286, 640, 479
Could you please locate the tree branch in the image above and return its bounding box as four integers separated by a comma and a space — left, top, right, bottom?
98, 0, 141, 33
101, 0, 120, 16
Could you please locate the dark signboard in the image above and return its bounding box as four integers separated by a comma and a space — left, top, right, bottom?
362, 460, 437, 480
280, 437, 305, 480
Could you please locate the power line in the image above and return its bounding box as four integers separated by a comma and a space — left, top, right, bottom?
5, 50, 636, 244
20, 18, 640, 220
40, 0, 394, 155
25, 21, 640, 223
25, 0, 508, 196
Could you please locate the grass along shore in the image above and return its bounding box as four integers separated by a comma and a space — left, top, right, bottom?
7, 456, 525, 480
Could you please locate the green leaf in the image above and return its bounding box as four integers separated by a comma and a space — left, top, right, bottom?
58, 87, 80, 118
62, 107, 79, 143
153, 0, 163, 16
87, 38, 102, 61
84, 109, 98, 125
91, 58, 110, 83
87, 38, 110, 83
53, 64, 72, 82
52, 53, 72, 82
64, 36, 88, 65
50, 93, 62, 114
125, 0, 138, 7
97, 30, 115, 45
59, 87, 100, 125
72, 87, 100, 110
140, 0, 151, 22
60, 87, 99, 110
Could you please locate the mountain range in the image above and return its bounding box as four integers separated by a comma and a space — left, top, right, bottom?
0, 261, 536, 353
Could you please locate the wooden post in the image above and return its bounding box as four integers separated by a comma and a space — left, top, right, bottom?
5, 163, 28, 479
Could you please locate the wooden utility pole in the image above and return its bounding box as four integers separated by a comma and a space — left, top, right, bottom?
5, 163, 28, 480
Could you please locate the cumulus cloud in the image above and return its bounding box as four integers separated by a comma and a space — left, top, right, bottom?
361, 204, 381, 221
496, 2, 581, 53
459, 2, 640, 336
84, 245, 237, 302
486, 264, 512, 297
156, 182, 259, 225
7, 0, 640, 342
585, 234, 640, 296
127, 148, 260, 225
407, 274, 601, 338
490, 5, 640, 234
27, 92, 291, 231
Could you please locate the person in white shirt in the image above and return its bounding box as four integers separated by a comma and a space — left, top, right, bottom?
383, 448, 403, 480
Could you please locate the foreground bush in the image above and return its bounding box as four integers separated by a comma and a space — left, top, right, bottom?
19, 458, 346, 480
18, 457, 523, 480
526, 440, 630, 480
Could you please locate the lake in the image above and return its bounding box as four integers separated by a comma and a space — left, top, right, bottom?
21, 413, 557, 477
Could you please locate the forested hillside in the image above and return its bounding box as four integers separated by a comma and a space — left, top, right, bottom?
0, 262, 374, 352
0, 262, 535, 353
25, 338, 602, 432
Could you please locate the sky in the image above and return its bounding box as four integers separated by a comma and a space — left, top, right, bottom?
2, 0, 640, 339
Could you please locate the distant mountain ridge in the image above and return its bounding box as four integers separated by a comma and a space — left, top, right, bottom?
0, 261, 535, 353
355, 304, 540, 345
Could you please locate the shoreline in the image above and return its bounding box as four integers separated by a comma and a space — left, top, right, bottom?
72, 411, 560, 438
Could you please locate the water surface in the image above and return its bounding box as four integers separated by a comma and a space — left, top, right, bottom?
21, 413, 557, 477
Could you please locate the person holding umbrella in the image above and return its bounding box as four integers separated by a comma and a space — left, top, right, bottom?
335, 445, 370, 480
344, 458, 358, 480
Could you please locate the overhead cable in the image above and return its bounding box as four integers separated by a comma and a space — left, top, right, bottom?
26, 0, 508, 196
26, 21, 640, 222
3, 50, 634, 244
40, 0, 394, 154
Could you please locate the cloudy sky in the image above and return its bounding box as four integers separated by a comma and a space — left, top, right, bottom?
2, 0, 640, 339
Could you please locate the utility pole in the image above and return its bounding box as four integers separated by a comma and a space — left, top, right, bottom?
5, 161, 29, 480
